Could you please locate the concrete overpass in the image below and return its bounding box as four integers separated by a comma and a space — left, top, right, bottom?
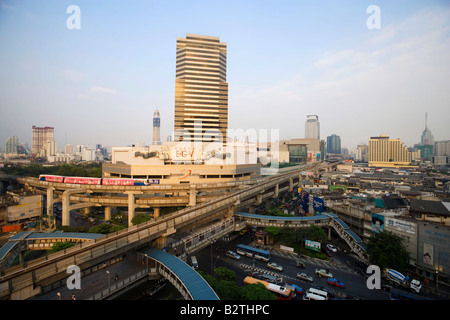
0, 161, 341, 300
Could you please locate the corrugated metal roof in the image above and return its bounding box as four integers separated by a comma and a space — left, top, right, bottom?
234, 212, 329, 221
141, 247, 219, 300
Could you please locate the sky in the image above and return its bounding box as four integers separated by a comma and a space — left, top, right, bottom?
1, 0, 449, 152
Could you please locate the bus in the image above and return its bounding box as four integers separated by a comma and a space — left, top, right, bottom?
190, 256, 198, 269
243, 276, 292, 300
236, 244, 271, 262
390, 289, 428, 300
304, 288, 328, 300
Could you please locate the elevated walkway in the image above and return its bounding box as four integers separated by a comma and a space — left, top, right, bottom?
139, 247, 219, 300
0, 231, 104, 268
234, 211, 368, 261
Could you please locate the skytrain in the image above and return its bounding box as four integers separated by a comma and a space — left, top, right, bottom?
38, 175, 159, 186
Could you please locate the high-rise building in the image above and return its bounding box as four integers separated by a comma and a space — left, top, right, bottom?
174, 34, 228, 145
435, 140, 450, 156
368, 135, 412, 167
305, 115, 320, 140
421, 112, 434, 146
4, 136, 18, 154
152, 109, 161, 145
65, 144, 74, 155
32, 126, 54, 156
326, 134, 341, 154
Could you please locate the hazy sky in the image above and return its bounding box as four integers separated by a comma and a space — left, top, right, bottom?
1, 0, 449, 151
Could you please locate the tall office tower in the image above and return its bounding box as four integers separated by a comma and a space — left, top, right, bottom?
65, 144, 74, 155
326, 134, 341, 154
305, 115, 320, 140
174, 34, 228, 145
368, 135, 412, 167
421, 112, 434, 146
4, 136, 18, 153
435, 140, 450, 156
152, 109, 161, 145
32, 126, 54, 156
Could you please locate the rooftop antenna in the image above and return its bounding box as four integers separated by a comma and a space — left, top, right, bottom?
425, 112, 427, 129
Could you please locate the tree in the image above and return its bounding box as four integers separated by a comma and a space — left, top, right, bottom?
303, 225, 328, 244
240, 283, 276, 300
131, 213, 151, 225
49, 241, 74, 253
366, 231, 410, 273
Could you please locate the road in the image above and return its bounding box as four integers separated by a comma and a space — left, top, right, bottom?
195, 233, 391, 300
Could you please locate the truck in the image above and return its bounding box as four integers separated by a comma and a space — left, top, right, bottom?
385, 268, 422, 293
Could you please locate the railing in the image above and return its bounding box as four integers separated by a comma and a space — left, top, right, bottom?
88, 269, 150, 300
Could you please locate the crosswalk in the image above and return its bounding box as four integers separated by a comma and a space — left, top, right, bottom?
267, 248, 353, 272
238, 249, 357, 285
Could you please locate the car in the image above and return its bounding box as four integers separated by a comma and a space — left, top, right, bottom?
296, 272, 314, 283
327, 278, 345, 288
315, 268, 333, 278
267, 262, 283, 272
323, 248, 333, 257
290, 284, 303, 295
316, 286, 336, 298
226, 250, 241, 260
326, 244, 337, 252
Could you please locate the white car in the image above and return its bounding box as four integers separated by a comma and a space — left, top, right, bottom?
226, 250, 241, 260
315, 268, 333, 278
326, 244, 337, 252
267, 262, 283, 272
297, 272, 314, 283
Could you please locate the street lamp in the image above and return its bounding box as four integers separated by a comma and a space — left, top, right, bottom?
144, 254, 149, 272
57, 292, 61, 300
209, 239, 216, 275
106, 270, 111, 290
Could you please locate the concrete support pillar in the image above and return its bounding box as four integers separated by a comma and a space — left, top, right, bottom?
153, 207, 160, 218
265, 198, 271, 208
249, 205, 255, 213
61, 188, 85, 227
288, 178, 293, 192
154, 236, 166, 250
127, 192, 136, 227
254, 193, 262, 206
328, 226, 331, 241
273, 184, 279, 198
46, 187, 54, 218
84, 207, 90, 215
189, 185, 197, 206
226, 205, 234, 219
104, 206, 111, 221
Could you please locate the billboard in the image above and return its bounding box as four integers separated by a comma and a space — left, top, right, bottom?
299, 192, 309, 213
305, 239, 321, 252
313, 196, 324, 212
371, 213, 385, 233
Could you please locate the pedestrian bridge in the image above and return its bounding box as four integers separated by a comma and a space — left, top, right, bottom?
138, 247, 219, 300
0, 232, 104, 269
234, 211, 367, 260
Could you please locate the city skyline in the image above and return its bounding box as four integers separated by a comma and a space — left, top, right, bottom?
1, 1, 449, 151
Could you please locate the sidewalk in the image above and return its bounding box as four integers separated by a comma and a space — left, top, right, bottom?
34, 251, 146, 300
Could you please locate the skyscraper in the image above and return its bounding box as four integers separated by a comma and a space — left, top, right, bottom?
32, 126, 54, 156
421, 112, 434, 146
368, 135, 412, 167
326, 134, 341, 154
174, 34, 228, 145
152, 109, 161, 145
4, 136, 18, 154
305, 115, 320, 140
